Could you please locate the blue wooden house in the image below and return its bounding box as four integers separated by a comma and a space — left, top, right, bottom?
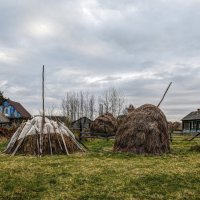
0, 99, 31, 120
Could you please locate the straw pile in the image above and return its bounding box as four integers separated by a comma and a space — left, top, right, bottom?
5, 116, 86, 156
114, 104, 170, 154
90, 113, 117, 134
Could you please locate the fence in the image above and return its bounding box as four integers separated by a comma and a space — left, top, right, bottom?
79, 132, 115, 140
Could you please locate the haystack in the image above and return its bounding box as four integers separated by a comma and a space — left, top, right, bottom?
114, 104, 170, 154
90, 113, 117, 134
5, 116, 85, 156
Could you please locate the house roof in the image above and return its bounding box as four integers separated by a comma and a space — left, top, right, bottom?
8, 99, 31, 119
0, 112, 9, 123
72, 117, 93, 124
182, 109, 200, 121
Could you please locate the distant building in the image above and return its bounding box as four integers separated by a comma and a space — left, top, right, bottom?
72, 117, 93, 131
182, 109, 200, 133
0, 99, 31, 120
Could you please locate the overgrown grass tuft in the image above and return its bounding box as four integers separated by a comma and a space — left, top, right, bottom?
0, 135, 200, 199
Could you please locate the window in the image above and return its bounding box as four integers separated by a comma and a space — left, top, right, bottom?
4, 108, 8, 114
191, 121, 194, 129
184, 122, 190, 130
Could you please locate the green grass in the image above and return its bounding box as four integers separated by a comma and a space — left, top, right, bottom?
0, 135, 200, 200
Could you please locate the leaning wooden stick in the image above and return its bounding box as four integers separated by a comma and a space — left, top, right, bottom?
157, 82, 172, 107
188, 132, 200, 141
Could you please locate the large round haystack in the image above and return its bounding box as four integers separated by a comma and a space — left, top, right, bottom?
114, 104, 170, 154
5, 116, 86, 156
90, 113, 117, 134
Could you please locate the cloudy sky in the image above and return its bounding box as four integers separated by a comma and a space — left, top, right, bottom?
0, 0, 200, 121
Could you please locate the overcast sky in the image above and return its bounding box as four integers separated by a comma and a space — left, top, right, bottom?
0, 0, 200, 121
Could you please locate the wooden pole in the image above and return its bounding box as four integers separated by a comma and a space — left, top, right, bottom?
157, 82, 172, 107
42, 65, 45, 122
39, 65, 45, 156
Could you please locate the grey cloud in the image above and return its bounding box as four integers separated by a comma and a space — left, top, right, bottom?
0, 0, 200, 120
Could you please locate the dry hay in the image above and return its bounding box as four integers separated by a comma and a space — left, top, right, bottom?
117, 115, 126, 127
90, 113, 117, 134
5, 116, 86, 156
8, 134, 80, 155
0, 126, 18, 139
114, 104, 170, 154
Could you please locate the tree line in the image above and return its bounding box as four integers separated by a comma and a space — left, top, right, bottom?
61, 88, 126, 122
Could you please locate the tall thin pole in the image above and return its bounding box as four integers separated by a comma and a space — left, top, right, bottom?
40, 65, 45, 156
42, 65, 45, 121
157, 82, 172, 107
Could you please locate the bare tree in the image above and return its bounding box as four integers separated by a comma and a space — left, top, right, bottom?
99, 88, 125, 117
89, 94, 95, 120
61, 87, 126, 121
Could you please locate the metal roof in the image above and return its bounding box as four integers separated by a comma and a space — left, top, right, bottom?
182, 110, 200, 121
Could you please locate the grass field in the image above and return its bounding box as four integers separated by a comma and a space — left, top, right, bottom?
0, 135, 200, 200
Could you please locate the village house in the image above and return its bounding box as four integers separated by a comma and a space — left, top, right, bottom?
182, 109, 200, 133
0, 99, 31, 121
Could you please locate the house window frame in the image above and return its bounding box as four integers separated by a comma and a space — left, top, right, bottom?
5, 108, 8, 114
197, 121, 200, 130
183, 121, 190, 130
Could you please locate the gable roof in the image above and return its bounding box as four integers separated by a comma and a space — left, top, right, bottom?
0, 112, 9, 123
7, 99, 31, 119
182, 109, 200, 121
72, 117, 93, 124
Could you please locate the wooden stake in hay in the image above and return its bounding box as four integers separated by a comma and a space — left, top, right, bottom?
90, 113, 117, 134
5, 116, 86, 156
114, 104, 170, 154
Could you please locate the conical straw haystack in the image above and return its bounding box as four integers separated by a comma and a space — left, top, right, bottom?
5, 116, 86, 156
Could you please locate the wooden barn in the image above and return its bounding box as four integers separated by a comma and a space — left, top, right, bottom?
72, 117, 93, 131
182, 109, 200, 133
